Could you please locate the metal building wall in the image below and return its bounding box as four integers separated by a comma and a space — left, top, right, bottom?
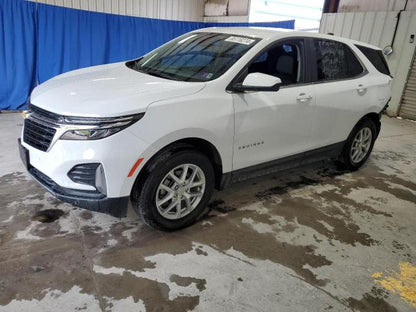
29, 0, 205, 21
203, 0, 250, 23
320, 11, 416, 116
320, 12, 398, 49
337, 0, 416, 12
400, 55, 416, 119
203, 16, 249, 23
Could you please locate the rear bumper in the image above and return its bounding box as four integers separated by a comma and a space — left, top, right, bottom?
28, 165, 129, 217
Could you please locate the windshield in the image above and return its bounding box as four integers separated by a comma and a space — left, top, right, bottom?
126, 32, 259, 82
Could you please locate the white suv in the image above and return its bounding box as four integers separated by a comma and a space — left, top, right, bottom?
19, 27, 392, 230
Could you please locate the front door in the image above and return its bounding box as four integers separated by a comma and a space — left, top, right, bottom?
232, 39, 315, 171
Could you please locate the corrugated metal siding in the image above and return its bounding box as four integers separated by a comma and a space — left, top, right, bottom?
320, 11, 416, 116
29, 0, 205, 21
320, 11, 397, 49
399, 53, 416, 119
203, 16, 249, 23
338, 0, 416, 12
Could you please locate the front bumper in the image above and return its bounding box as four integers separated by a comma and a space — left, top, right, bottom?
19, 139, 129, 217
19, 121, 150, 197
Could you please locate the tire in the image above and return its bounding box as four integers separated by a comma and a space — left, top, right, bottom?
131, 146, 215, 231
341, 118, 377, 171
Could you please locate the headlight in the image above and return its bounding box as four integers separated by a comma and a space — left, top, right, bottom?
60, 113, 144, 140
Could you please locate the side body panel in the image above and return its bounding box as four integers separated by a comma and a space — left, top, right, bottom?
310, 77, 371, 147
232, 85, 315, 170
310, 43, 392, 147
125, 83, 235, 192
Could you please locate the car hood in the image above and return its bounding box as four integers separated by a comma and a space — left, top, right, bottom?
30, 62, 206, 117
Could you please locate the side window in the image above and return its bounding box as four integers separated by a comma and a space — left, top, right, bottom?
314, 39, 364, 81
356, 45, 391, 76
248, 41, 303, 86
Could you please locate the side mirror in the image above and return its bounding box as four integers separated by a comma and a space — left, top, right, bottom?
383, 45, 393, 56
232, 73, 282, 92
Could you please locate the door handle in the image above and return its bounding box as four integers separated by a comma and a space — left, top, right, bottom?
356, 84, 367, 95
296, 93, 312, 103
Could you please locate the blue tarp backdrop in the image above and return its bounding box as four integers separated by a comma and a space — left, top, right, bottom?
0, 0, 294, 110
0, 0, 37, 110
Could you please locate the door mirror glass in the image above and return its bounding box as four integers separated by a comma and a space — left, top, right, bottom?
383, 45, 393, 56
233, 73, 281, 92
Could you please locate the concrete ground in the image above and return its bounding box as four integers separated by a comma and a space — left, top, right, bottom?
0, 112, 415, 312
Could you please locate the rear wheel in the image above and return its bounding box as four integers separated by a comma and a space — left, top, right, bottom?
131, 147, 214, 231
341, 118, 377, 170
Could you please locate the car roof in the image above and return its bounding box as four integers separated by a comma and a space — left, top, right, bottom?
195, 27, 382, 50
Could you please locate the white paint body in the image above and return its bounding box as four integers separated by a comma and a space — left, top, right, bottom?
23, 27, 392, 199
320, 11, 416, 116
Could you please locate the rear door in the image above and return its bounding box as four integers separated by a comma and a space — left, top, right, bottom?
309, 38, 371, 148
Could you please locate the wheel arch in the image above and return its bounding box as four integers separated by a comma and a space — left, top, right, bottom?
361, 112, 381, 136
340, 112, 380, 170
341, 112, 381, 158
131, 137, 224, 196
347, 112, 381, 142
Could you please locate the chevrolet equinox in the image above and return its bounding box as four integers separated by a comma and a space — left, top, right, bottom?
19, 28, 392, 230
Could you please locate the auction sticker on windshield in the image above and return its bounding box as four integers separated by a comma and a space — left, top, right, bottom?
225, 36, 255, 45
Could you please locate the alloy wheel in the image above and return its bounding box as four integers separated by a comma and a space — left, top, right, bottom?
155, 164, 206, 220
350, 127, 372, 164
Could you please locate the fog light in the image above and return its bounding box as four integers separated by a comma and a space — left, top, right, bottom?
95, 164, 107, 195
68, 163, 100, 187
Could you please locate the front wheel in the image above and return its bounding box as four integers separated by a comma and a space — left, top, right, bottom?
131, 148, 214, 231
341, 118, 377, 170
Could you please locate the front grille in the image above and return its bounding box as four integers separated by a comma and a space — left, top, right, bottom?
68, 163, 100, 187
23, 119, 56, 152
23, 104, 62, 152
30, 104, 64, 124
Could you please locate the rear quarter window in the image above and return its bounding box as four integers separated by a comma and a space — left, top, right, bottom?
313, 39, 364, 81
356, 45, 391, 76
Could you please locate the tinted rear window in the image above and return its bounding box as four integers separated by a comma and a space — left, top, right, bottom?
314, 39, 364, 81
356, 45, 391, 76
